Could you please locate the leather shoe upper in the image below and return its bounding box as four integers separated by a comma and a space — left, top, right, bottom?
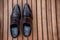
10, 4, 21, 38
22, 4, 32, 37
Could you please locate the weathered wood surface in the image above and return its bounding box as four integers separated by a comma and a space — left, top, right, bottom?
0, 0, 60, 40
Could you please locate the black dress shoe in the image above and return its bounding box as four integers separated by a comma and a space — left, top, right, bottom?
22, 4, 32, 37
10, 4, 21, 38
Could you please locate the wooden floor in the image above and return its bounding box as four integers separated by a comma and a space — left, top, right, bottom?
0, 0, 60, 40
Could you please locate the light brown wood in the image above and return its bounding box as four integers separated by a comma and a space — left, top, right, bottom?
42, 0, 48, 40
23, 0, 27, 7
8, 0, 12, 40
47, 0, 53, 40
37, 0, 42, 40
27, 0, 31, 8
13, 0, 18, 7
18, 0, 23, 11
32, 0, 37, 40
51, 0, 58, 40
3, 0, 8, 40
0, 0, 60, 40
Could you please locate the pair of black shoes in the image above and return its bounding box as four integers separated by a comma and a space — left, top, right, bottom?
10, 4, 32, 38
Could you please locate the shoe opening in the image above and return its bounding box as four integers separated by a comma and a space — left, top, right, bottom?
23, 23, 30, 27
10, 24, 18, 28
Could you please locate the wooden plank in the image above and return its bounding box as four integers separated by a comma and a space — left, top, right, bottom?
0, 0, 4, 40
0, 1, 1, 37
42, 0, 48, 40
56, 0, 60, 40
3, 0, 8, 40
18, 0, 23, 40
13, 0, 17, 7
18, 0, 23, 11
32, 0, 37, 40
27, 0, 32, 40
23, 0, 28, 40
51, 0, 58, 40
23, 0, 27, 7
47, 0, 53, 40
13, 0, 18, 40
8, 0, 12, 40
37, 0, 42, 40
1, 0, 60, 40
27, 0, 31, 8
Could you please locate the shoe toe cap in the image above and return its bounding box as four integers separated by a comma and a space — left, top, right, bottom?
13, 4, 20, 13
23, 4, 32, 18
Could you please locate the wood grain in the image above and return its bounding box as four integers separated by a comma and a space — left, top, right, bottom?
32, 0, 37, 40
47, 0, 53, 40
42, 0, 48, 40
0, 0, 4, 40
0, 0, 60, 40
56, 0, 60, 40
3, 0, 8, 40
8, 0, 12, 40
51, 0, 58, 40
37, 0, 42, 40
